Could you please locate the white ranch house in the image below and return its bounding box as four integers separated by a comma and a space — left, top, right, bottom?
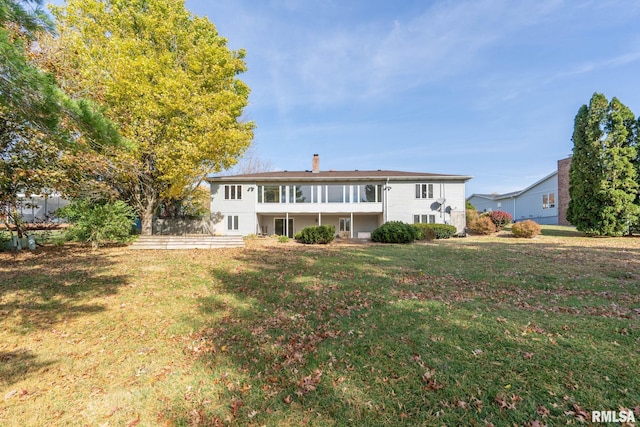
207, 155, 471, 238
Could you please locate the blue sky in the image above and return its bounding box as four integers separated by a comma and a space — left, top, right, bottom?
48, 0, 640, 196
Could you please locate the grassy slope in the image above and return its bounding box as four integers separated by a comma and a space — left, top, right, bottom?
0, 229, 639, 426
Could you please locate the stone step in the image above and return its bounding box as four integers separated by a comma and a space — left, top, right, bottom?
129, 235, 245, 250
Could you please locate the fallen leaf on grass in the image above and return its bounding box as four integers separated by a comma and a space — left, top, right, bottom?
332, 376, 346, 386
106, 406, 120, 418
470, 396, 483, 412
127, 414, 140, 427
494, 394, 521, 410
230, 400, 244, 418
537, 405, 550, 417
283, 395, 292, 404
296, 370, 323, 396
456, 400, 468, 409
565, 403, 588, 422
423, 377, 445, 391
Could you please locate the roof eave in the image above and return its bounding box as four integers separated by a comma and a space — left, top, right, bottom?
207, 174, 473, 183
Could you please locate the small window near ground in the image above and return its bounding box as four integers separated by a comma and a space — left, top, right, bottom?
413, 214, 436, 224
227, 215, 239, 231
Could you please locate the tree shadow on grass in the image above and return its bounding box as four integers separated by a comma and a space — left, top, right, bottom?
163, 240, 640, 425
0, 244, 130, 331
0, 349, 54, 389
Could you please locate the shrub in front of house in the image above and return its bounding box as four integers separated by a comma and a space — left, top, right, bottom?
371, 221, 421, 243
413, 223, 436, 241
489, 210, 513, 231
413, 223, 457, 240
511, 220, 541, 238
427, 224, 457, 239
294, 225, 335, 244
468, 216, 496, 235
278, 235, 290, 243
466, 208, 479, 227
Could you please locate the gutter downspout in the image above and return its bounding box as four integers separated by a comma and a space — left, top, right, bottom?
384, 178, 390, 223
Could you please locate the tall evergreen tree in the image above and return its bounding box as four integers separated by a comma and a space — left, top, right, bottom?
567, 93, 638, 236
1, 0, 121, 235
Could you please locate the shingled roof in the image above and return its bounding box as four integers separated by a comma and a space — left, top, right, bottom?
208, 170, 472, 182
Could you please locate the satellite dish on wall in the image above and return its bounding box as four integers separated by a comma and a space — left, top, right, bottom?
436, 198, 446, 205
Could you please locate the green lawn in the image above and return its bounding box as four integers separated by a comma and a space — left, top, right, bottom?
1, 229, 639, 426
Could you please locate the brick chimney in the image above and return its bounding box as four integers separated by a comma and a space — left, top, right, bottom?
312, 154, 320, 173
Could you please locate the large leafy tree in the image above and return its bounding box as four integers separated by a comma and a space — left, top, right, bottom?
567, 93, 638, 236
45, 0, 255, 235
1, 0, 120, 235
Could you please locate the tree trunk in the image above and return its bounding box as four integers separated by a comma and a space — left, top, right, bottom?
140, 205, 154, 236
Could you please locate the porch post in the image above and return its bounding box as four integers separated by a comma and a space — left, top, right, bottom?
286, 212, 289, 237
350, 212, 354, 238
318, 212, 321, 226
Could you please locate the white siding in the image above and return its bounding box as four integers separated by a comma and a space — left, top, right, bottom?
210, 182, 257, 235
386, 181, 467, 233
210, 178, 469, 236
12, 194, 70, 222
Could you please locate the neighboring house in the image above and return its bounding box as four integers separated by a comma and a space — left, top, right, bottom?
466, 157, 572, 225
207, 154, 472, 237
5, 193, 69, 223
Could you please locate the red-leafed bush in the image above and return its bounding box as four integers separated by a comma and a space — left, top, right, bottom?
511, 220, 541, 238
490, 210, 513, 231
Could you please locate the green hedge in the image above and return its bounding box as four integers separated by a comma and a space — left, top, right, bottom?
420, 223, 457, 239
412, 223, 436, 241
294, 225, 335, 244
371, 221, 421, 243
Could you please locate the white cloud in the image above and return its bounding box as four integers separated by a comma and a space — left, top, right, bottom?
232, 0, 567, 112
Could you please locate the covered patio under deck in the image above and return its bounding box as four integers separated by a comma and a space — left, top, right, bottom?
256, 212, 383, 239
